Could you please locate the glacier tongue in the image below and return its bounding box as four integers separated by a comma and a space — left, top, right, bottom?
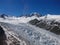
0, 22, 60, 45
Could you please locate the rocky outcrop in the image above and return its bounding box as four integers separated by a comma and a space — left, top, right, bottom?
29, 19, 60, 35
0, 26, 7, 45
29, 19, 40, 25
0, 14, 8, 19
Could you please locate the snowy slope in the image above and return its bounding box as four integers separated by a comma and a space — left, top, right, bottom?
39, 14, 60, 22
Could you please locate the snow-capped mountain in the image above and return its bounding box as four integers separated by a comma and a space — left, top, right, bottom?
0, 14, 60, 45
0, 14, 8, 19
21, 12, 41, 17
29, 12, 42, 17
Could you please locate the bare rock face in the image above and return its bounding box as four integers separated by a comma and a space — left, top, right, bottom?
29, 19, 40, 25
0, 14, 8, 19
0, 26, 7, 45
50, 26, 60, 35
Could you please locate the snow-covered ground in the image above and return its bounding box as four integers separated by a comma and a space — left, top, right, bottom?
0, 14, 60, 45
0, 22, 60, 45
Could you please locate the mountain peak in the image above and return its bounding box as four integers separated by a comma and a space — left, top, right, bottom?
0, 14, 8, 19
30, 12, 42, 17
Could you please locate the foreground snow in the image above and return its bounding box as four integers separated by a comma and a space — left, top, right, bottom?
0, 22, 60, 45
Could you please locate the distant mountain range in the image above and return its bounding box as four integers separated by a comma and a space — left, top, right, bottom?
23, 12, 42, 17
0, 12, 42, 19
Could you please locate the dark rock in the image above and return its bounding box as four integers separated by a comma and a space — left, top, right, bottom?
29, 19, 40, 25
0, 26, 7, 45
50, 26, 60, 35
0, 14, 8, 19
36, 22, 46, 28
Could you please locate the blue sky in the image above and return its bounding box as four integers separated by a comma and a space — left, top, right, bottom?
0, 0, 60, 16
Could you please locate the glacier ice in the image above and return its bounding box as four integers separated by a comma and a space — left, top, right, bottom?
0, 22, 60, 45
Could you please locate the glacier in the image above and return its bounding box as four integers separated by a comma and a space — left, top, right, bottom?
0, 22, 60, 45
0, 14, 60, 45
